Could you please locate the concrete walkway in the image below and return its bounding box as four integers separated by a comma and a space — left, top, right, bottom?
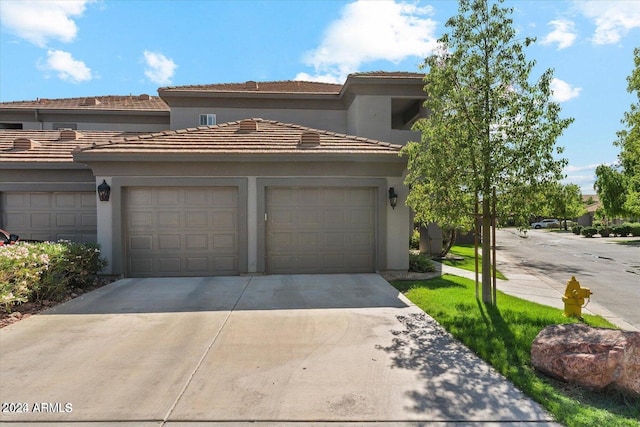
0, 274, 559, 426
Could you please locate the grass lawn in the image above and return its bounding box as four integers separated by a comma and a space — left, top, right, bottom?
441, 244, 508, 280
391, 275, 640, 427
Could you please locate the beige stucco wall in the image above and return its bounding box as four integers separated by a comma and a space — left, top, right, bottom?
169, 106, 347, 133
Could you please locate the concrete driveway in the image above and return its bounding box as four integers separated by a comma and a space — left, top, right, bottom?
0, 274, 556, 426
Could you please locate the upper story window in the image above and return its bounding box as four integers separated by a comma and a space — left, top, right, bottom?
391, 98, 425, 130
0, 123, 23, 129
199, 114, 216, 126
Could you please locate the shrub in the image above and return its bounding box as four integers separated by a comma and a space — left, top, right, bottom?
410, 228, 420, 250
597, 226, 611, 237
581, 227, 597, 238
0, 241, 107, 310
571, 225, 582, 235
626, 223, 640, 237
409, 253, 436, 273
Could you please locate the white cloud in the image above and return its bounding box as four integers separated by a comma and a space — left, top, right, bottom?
0, 0, 91, 47
575, 0, 640, 45
550, 78, 582, 102
541, 19, 577, 50
143, 51, 177, 85
299, 0, 438, 83
562, 165, 597, 193
39, 50, 92, 83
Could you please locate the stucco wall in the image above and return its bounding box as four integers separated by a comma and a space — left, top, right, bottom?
170, 107, 347, 133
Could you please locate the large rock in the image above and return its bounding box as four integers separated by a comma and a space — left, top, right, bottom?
531, 323, 640, 395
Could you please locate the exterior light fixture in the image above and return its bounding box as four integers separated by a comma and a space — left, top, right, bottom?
388, 187, 398, 209
97, 179, 111, 202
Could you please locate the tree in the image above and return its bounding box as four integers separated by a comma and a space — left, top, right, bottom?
403, 0, 572, 304
542, 183, 585, 229
594, 164, 627, 221
615, 47, 640, 217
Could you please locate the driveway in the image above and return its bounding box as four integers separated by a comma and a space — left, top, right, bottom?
0, 274, 555, 426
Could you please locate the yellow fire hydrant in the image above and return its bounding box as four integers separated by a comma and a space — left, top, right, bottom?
562, 276, 592, 318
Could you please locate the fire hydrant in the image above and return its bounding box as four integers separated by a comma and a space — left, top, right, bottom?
562, 276, 592, 318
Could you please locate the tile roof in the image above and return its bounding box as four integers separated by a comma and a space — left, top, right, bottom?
0, 95, 169, 111
0, 130, 143, 163
159, 80, 343, 94
348, 71, 425, 79
76, 118, 403, 156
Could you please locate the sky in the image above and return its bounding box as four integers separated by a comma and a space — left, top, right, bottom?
1, 0, 639, 194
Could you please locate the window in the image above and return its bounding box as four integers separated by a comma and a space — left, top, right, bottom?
391, 98, 425, 130
199, 114, 216, 126
0, 123, 23, 129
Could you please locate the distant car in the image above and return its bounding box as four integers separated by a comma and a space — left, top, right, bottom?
530, 219, 560, 229
0, 228, 20, 246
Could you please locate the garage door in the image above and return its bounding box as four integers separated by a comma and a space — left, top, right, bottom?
266, 187, 376, 274
124, 187, 239, 277
0, 192, 97, 242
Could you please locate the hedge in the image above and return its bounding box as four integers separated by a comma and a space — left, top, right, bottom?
0, 241, 107, 310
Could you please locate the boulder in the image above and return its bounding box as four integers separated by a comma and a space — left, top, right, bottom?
531, 323, 640, 395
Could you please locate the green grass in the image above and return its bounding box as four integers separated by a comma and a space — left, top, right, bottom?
391, 275, 640, 427
441, 244, 508, 280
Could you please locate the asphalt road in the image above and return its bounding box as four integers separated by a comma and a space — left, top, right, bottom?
495, 228, 640, 329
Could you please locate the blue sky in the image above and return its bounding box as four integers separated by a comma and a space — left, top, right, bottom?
1, 0, 639, 194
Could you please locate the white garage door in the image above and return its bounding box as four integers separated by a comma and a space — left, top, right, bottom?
266, 187, 376, 274
124, 187, 239, 277
0, 192, 97, 242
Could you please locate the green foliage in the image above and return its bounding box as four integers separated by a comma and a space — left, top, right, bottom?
403, 0, 571, 303
594, 165, 628, 219
629, 223, 640, 237
409, 253, 436, 273
572, 225, 583, 235
581, 227, 597, 238
597, 226, 611, 238
598, 48, 640, 218
391, 275, 639, 427
0, 241, 107, 310
410, 228, 420, 250
541, 183, 585, 227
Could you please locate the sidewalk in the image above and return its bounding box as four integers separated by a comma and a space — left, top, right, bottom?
436, 254, 639, 332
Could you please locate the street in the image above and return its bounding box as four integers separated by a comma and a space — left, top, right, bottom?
495, 228, 640, 329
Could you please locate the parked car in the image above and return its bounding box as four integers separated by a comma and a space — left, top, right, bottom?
0, 228, 20, 246
530, 219, 560, 229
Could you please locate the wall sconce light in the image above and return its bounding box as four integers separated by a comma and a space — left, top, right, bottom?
388, 187, 398, 209
97, 179, 111, 202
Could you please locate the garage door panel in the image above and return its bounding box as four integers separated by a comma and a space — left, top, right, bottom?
130, 235, 152, 250
82, 213, 97, 227
266, 187, 376, 274
56, 213, 77, 227
157, 189, 180, 205
186, 234, 208, 250
185, 212, 208, 227
159, 258, 181, 273
213, 234, 236, 249
213, 211, 236, 228
129, 188, 152, 205
125, 187, 239, 277
158, 235, 181, 250
157, 212, 180, 227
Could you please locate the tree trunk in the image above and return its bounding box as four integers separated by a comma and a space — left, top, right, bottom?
482, 197, 493, 304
